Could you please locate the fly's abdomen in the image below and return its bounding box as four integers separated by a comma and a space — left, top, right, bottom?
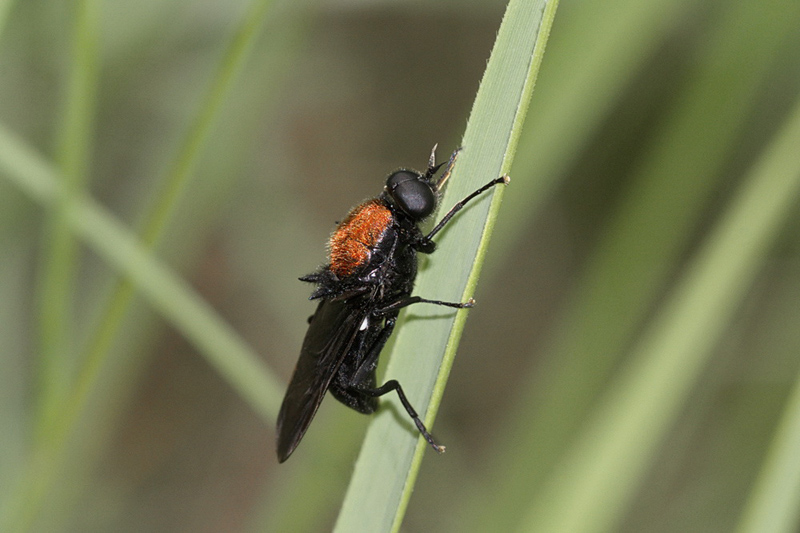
329, 199, 393, 278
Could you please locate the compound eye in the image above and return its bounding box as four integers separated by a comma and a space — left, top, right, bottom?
385, 170, 436, 219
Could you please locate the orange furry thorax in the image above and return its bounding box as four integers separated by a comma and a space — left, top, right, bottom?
328, 199, 393, 277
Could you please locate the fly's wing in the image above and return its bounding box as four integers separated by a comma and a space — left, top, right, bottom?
276, 298, 367, 462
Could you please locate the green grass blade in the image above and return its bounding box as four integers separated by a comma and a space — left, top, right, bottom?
0, 0, 14, 36
737, 326, 800, 530
0, 126, 284, 419
462, 1, 800, 528
531, 0, 800, 462
0, 123, 283, 531
34, 0, 100, 439
0, 2, 278, 528
139, 0, 274, 248
79, 0, 275, 411
333, 1, 559, 531
494, 0, 695, 260
737, 371, 800, 533
519, 93, 800, 533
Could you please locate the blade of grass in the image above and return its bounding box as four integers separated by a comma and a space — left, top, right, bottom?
0, 246, 29, 503
737, 342, 800, 532
78, 0, 275, 424
0, 1, 278, 528
137, 0, 274, 249
518, 93, 800, 533
464, 0, 800, 529
0, 0, 14, 36
449, 0, 696, 523
334, 1, 559, 531
34, 0, 100, 439
0, 123, 283, 531
494, 0, 696, 260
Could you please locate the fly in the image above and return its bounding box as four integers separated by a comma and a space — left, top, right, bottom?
276, 146, 508, 462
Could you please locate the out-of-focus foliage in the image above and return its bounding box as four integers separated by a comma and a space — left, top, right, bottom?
1, 0, 799, 532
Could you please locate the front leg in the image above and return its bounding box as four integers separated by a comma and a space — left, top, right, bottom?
415, 175, 509, 251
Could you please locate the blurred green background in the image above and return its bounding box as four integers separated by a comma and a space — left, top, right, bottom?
2, 0, 800, 532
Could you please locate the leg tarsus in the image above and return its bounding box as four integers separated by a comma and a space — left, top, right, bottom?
362, 379, 445, 454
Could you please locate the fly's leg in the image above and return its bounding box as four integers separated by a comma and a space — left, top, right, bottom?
350, 315, 397, 385
347, 308, 445, 452
351, 290, 474, 384
374, 295, 475, 316
347, 292, 473, 451
354, 291, 475, 383
420, 174, 509, 247
360, 379, 445, 454
347, 298, 454, 453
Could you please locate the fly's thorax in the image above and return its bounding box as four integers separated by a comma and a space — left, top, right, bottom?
372, 233, 419, 297
328, 199, 394, 278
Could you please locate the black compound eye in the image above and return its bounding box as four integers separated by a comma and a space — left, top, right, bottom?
385, 170, 436, 219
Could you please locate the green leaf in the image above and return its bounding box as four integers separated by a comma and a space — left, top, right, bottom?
333, 1, 559, 531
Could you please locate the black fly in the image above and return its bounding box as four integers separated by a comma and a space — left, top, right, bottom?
276, 146, 508, 462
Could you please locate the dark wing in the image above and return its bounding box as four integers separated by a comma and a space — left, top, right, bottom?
276, 297, 368, 462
